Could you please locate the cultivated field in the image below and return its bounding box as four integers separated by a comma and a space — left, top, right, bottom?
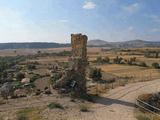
0, 47, 160, 120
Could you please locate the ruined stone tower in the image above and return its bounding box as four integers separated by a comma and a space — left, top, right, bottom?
71, 33, 88, 60
54, 33, 88, 96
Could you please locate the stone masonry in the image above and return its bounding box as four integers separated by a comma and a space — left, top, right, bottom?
71, 33, 88, 60
54, 33, 88, 96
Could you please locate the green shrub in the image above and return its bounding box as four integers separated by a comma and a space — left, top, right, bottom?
17, 115, 28, 120
127, 57, 136, 65
139, 62, 147, 67
27, 64, 36, 70
80, 105, 89, 112
30, 74, 40, 82
103, 56, 110, 63
89, 68, 102, 81
96, 56, 103, 64
57, 50, 71, 56
96, 56, 110, 64
13, 81, 23, 89
136, 115, 150, 120
61, 62, 69, 68
50, 73, 62, 84
16, 72, 25, 81
152, 62, 160, 69
47, 102, 64, 109
113, 56, 123, 64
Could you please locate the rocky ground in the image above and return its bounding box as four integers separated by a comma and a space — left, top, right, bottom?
0, 79, 160, 120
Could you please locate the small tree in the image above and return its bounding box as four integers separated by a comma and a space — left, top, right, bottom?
30, 74, 40, 82
89, 68, 102, 81
155, 52, 159, 58
50, 73, 62, 85
96, 56, 103, 64
2, 71, 8, 78
27, 64, 36, 70
113, 56, 123, 64
103, 56, 110, 63
152, 62, 160, 69
0, 83, 14, 99
139, 62, 147, 67
37, 50, 41, 54
16, 72, 25, 81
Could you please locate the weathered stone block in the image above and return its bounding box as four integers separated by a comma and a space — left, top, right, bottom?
71, 33, 87, 59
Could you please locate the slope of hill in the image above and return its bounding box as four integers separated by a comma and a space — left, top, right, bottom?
88, 39, 160, 48
0, 42, 70, 50
0, 40, 159, 50
88, 39, 114, 47
88, 39, 108, 46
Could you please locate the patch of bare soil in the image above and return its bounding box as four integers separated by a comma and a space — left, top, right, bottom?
1, 79, 160, 120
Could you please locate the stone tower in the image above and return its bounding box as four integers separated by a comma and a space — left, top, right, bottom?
71, 33, 88, 60
54, 33, 88, 96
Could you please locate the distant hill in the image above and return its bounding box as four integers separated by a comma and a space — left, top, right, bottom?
0, 40, 159, 50
0, 42, 70, 50
88, 39, 114, 47
88, 39, 108, 46
88, 39, 160, 48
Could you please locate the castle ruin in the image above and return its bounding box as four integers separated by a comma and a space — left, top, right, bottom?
54, 33, 88, 96
71, 33, 87, 60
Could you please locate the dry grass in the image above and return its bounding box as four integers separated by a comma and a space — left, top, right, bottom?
96, 64, 160, 82
47, 102, 64, 110
134, 109, 160, 120
29, 56, 68, 64
135, 93, 160, 120
17, 107, 44, 120
79, 104, 90, 112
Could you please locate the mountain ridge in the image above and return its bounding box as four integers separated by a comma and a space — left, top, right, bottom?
0, 39, 159, 50
0, 42, 70, 50
88, 39, 160, 48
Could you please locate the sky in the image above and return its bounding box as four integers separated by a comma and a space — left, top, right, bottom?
0, 0, 159, 43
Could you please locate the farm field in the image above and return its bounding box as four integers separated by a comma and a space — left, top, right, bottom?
0, 47, 160, 120
96, 64, 160, 82
0, 1, 160, 119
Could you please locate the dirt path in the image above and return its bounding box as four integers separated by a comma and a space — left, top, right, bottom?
1, 79, 160, 120
76, 79, 160, 120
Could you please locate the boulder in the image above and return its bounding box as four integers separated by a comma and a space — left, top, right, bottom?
21, 78, 30, 84
0, 82, 14, 99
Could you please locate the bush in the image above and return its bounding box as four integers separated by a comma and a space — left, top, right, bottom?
30, 74, 41, 82
0, 83, 14, 99
50, 73, 62, 84
152, 62, 160, 69
96, 56, 110, 64
136, 115, 150, 120
96, 56, 103, 64
61, 62, 69, 68
13, 81, 23, 89
17, 115, 28, 120
113, 56, 123, 64
80, 104, 89, 112
139, 62, 147, 67
27, 64, 36, 70
16, 72, 25, 81
89, 68, 102, 81
47, 102, 64, 109
17, 108, 41, 120
57, 50, 71, 56
103, 56, 110, 63
127, 57, 136, 65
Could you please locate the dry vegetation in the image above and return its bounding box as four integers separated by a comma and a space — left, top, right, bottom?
0, 47, 160, 120
96, 64, 160, 82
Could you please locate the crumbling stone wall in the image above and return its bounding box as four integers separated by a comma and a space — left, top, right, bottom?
54, 59, 86, 96
54, 33, 88, 97
71, 33, 87, 60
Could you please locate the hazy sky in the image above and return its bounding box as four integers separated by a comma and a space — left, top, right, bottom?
0, 0, 159, 43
